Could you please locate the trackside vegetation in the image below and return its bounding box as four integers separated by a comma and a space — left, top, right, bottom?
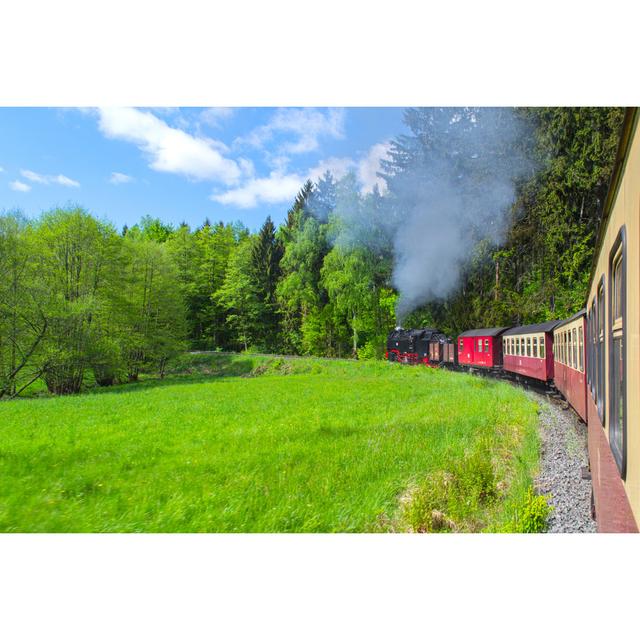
0, 356, 543, 532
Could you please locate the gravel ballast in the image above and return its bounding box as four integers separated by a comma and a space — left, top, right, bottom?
533, 395, 596, 533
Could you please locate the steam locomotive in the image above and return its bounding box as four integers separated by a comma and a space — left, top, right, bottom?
386, 328, 452, 365
384, 108, 640, 534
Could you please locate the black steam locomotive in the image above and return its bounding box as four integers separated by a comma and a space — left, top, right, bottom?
385, 327, 455, 366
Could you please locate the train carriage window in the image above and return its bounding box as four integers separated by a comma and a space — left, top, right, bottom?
591, 301, 596, 393
477, 339, 482, 352
526, 337, 531, 357
568, 330, 573, 368
459, 339, 464, 352
586, 315, 590, 381
597, 279, 605, 423
559, 332, 563, 363
540, 336, 545, 360
533, 336, 538, 358
570, 330, 573, 367
579, 326, 584, 372
609, 229, 626, 476
517, 338, 521, 356
485, 339, 489, 353
569, 329, 576, 369
572, 328, 577, 370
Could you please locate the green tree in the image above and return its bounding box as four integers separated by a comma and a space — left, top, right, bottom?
250, 216, 284, 350
0, 212, 48, 398
214, 238, 261, 351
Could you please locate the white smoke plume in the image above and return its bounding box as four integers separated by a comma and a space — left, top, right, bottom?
386, 108, 533, 321
306, 108, 534, 322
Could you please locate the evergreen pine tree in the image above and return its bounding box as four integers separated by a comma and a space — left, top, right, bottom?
251, 216, 284, 349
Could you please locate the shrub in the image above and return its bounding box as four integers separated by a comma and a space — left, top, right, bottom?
502, 487, 553, 533
397, 441, 498, 532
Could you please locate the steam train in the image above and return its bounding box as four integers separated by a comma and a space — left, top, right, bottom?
386, 108, 640, 533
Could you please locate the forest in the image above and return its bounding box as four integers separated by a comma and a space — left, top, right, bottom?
0, 107, 625, 398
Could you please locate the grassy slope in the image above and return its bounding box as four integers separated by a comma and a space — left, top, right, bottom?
0, 355, 540, 532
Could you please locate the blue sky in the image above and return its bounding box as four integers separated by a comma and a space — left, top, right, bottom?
0, 107, 406, 231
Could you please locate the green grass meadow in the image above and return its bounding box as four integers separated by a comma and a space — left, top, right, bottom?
0, 355, 541, 532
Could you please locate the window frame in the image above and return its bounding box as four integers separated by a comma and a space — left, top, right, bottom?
608, 227, 626, 477
592, 302, 596, 389
578, 325, 584, 372
597, 277, 605, 425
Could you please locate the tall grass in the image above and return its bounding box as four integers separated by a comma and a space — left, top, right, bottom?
0, 355, 541, 532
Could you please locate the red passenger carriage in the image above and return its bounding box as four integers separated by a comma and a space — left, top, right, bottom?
457, 327, 509, 368
553, 310, 588, 422
502, 320, 559, 382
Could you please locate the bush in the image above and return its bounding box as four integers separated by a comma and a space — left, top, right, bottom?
397, 440, 498, 532
502, 487, 553, 533
91, 337, 125, 387
357, 338, 385, 361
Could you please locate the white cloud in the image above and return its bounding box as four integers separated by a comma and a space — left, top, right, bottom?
54, 174, 80, 187
237, 108, 345, 155
109, 172, 134, 185
211, 171, 304, 209
307, 156, 354, 183
200, 107, 235, 128
21, 169, 80, 187
21, 169, 48, 184
9, 180, 31, 192
211, 156, 352, 209
210, 141, 390, 209
357, 141, 391, 194
95, 107, 242, 184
